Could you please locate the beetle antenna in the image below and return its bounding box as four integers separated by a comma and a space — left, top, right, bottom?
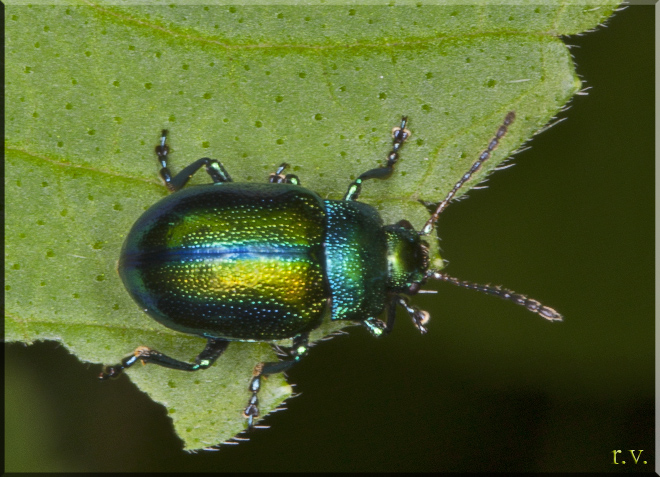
428, 270, 562, 322
420, 111, 516, 236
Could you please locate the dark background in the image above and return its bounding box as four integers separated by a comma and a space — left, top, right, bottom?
6, 6, 654, 472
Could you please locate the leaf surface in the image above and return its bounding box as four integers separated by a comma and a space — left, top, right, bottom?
5, 2, 617, 449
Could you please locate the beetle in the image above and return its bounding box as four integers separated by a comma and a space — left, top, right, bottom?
100, 112, 562, 428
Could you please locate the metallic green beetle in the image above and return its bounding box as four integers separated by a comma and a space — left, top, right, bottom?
100, 112, 562, 428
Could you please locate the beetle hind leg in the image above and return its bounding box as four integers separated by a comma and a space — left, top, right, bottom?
243, 333, 309, 429
99, 338, 229, 379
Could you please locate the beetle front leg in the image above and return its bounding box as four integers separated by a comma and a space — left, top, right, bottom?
243, 333, 309, 428
99, 338, 229, 379
362, 298, 398, 337
344, 117, 411, 201
156, 129, 233, 192
395, 296, 430, 334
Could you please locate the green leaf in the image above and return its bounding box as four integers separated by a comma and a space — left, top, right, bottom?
5, 2, 617, 450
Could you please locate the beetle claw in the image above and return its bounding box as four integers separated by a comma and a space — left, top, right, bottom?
412, 310, 430, 334
243, 394, 260, 429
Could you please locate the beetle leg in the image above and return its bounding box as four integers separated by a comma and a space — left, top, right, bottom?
344, 116, 411, 201
268, 163, 300, 185
243, 333, 309, 429
363, 317, 388, 337
362, 298, 398, 337
99, 338, 229, 379
155, 129, 233, 192
395, 295, 430, 334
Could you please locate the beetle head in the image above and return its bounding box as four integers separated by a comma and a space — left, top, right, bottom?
384, 219, 429, 294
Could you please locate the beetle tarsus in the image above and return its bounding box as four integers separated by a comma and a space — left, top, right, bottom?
243, 393, 260, 429
155, 130, 233, 191
344, 116, 411, 201
242, 334, 309, 429
396, 296, 430, 334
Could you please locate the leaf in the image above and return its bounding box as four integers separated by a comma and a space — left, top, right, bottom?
5, 2, 617, 450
